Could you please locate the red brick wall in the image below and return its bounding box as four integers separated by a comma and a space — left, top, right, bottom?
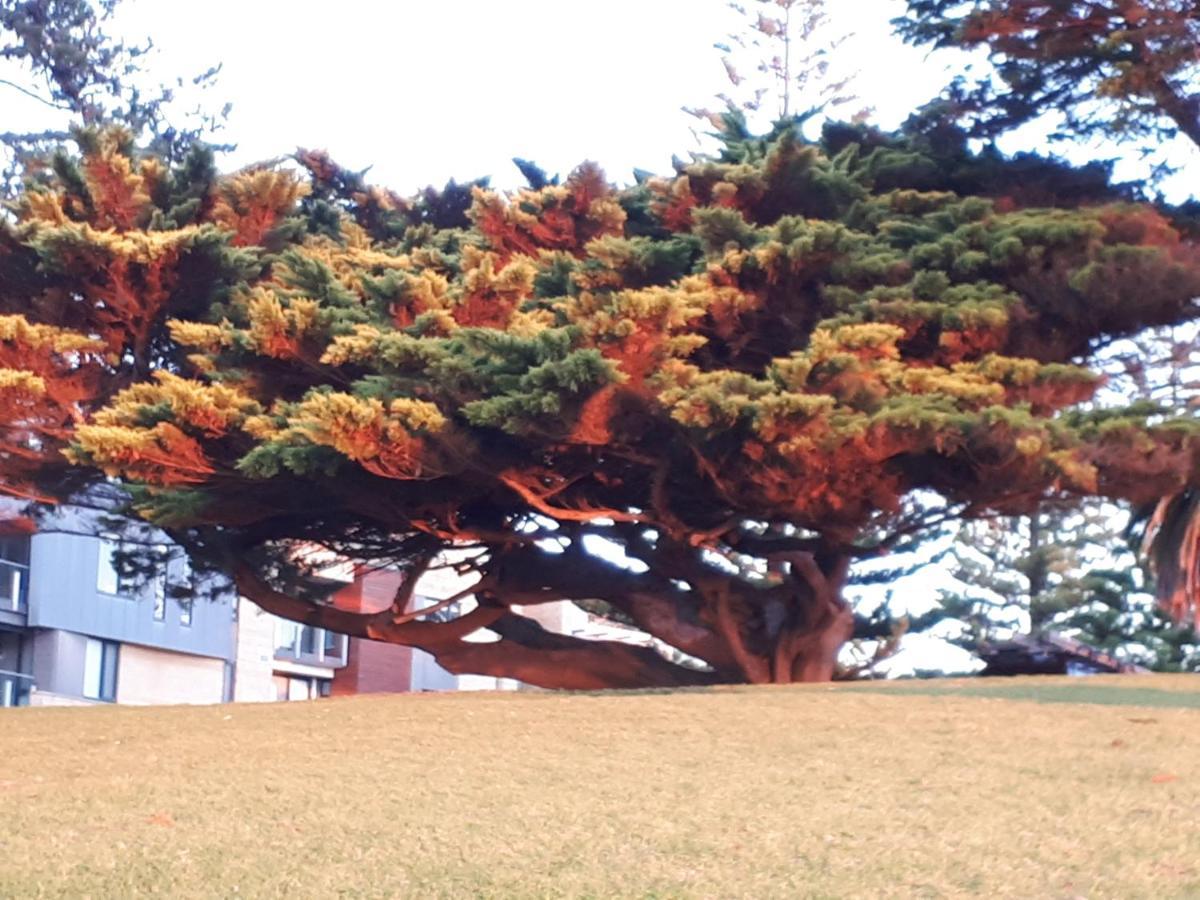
331, 569, 416, 696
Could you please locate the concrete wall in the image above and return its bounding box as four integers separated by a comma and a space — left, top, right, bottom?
232, 597, 276, 703
116, 644, 227, 706
28, 690, 98, 707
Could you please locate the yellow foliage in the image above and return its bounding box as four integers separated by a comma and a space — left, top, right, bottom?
296, 237, 413, 298
268, 392, 446, 479
21, 190, 68, 225
0, 316, 106, 355
94, 371, 260, 435
461, 247, 537, 304
1050, 450, 1099, 492
168, 320, 233, 352
244, 288, 322, 358
213, 169, 310, 222
71, 421, 216, 484
0, 369, 46, 394
971, 356, 1043, 386
320, 326, 383, 366
900, 368, 1005, 405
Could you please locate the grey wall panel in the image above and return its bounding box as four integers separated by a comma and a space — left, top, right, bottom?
29, 629, 87, 697
27, 531, 236, 661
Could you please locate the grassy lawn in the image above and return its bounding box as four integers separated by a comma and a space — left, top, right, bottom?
2, 674, 1199, 898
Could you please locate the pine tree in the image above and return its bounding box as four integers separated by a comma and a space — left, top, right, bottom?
688, 1, 861, 137
0, 0, 229, 188
2, 121, 1199, 689
894, 1, 1200, 152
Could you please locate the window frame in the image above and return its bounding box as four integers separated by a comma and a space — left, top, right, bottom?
96, 534, 124, 596
83, 638, 119, 702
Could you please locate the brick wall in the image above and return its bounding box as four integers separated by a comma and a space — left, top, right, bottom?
331, 569, 415, 695
115, 644, 226, 705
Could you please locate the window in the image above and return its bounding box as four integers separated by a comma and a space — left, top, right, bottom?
0, 536, 29, 566
153, 546, 168, 621
83, 638, 118, 701
96, 535, 125, 596
323, 629, 344, 661
274, 675, 331, 701
153, 579, 166, 620
299, 625, 316, 655
275, 620, 297, 654
179, 597, 193, 627
0, 536, 29, 612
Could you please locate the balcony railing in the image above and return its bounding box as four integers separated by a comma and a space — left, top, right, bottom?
0, 560, 27, 613
0, 670, 33, 707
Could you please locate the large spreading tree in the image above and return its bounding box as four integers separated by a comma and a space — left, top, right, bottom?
2, 120, 1199, 689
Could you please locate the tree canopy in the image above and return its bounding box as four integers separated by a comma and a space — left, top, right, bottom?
1, 119, 1198, 688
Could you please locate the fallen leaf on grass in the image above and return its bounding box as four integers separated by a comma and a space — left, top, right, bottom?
1110, 739, 1127, 748
146, 811, 175, 827
1151, 773, 1179, 784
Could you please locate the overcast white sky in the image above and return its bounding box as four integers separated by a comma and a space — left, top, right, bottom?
112, 0, 953, 191
7, 0, 1194, 196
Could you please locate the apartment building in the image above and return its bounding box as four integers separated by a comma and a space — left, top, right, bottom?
0, 507, 658, 706
0, 505, 237, 708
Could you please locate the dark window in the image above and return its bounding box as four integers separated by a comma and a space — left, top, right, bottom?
0, 537, 28, 612
323, 629, 343, 660
300, 626, 316, 655
0, 536, 30, 566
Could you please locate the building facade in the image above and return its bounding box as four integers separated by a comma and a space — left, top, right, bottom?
0, 506, 237, 708
0, 511, 658, 707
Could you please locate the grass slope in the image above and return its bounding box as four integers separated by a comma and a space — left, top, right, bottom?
2, 674, 1200, 898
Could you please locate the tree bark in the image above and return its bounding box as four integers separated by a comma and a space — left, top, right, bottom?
770, 552, 854, 683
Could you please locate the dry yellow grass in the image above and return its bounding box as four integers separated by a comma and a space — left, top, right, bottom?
2, 674, 1199, 898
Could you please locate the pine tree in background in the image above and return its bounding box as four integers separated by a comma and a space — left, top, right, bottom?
687, 1, 862, 137
937, 501, 1199, 671
894, 1, 1200, 154
0, 0, 229, 189
893, 0, 1200, 649
928, 321, 1200, 671
2, 120, 1199, 689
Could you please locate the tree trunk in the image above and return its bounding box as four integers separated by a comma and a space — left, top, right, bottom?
772, 553, 855, 684
711, 551, 854, 685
